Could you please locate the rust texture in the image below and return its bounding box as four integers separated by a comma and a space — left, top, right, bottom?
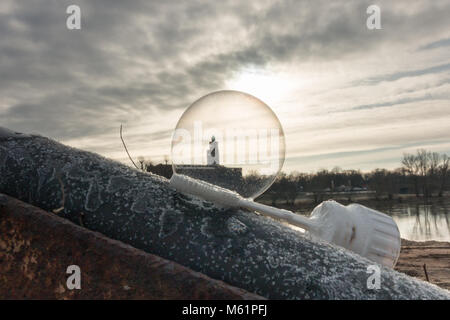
0, 193, 263, 299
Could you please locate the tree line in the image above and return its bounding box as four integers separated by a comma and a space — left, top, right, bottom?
140, 149, 449, 204
262, 149, 449, 204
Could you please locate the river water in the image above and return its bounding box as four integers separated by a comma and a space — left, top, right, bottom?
370, 199, 450, 242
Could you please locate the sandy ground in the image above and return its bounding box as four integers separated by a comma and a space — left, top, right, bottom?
396, 239, 450, 290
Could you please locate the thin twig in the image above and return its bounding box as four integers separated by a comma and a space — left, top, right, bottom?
120, 124, 139, 170
423, 264, 430, 282
79, 212, 85, 227
52, 169, 65, 214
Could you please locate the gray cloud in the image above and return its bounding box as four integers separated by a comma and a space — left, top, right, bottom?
419, 38, 450, 51
351, 94, 447, 111
355, 63, 450, 86
0, 0, 449, 167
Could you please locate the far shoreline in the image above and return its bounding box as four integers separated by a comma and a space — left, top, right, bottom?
259, 192, 450, 212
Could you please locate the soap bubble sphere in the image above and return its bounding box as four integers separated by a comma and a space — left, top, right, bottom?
171, 90, 285, 199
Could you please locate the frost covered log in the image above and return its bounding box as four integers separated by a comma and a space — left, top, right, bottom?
0, 127, 449, 299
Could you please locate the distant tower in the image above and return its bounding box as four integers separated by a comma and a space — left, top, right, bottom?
207, 136, 219, 165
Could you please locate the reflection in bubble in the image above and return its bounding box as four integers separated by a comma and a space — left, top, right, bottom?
171, 90, 286, 199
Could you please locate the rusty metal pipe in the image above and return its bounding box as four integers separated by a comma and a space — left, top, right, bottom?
0, 193, 263, 299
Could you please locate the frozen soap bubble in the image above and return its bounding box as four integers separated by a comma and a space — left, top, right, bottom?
171, 90, 286, 199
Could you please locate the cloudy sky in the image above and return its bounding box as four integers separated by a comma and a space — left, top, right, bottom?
1, 0, 449, 173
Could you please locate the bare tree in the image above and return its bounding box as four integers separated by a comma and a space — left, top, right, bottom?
285, 172, 303, 205
428, 152, 441, 196
429, 152, 441, 174
439, 154, 449, 197
401, 149, 448, 198
137, 156, 146, 171
416, 149, 428, 195
367, 169, 397, 200
402, 153, 420, 196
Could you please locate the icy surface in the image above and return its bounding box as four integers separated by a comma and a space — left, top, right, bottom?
0, 127, 449, 299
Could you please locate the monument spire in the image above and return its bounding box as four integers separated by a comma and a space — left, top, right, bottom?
207, 136, 219, 165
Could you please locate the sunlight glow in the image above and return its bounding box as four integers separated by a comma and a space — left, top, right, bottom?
225, 69, 295, 105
